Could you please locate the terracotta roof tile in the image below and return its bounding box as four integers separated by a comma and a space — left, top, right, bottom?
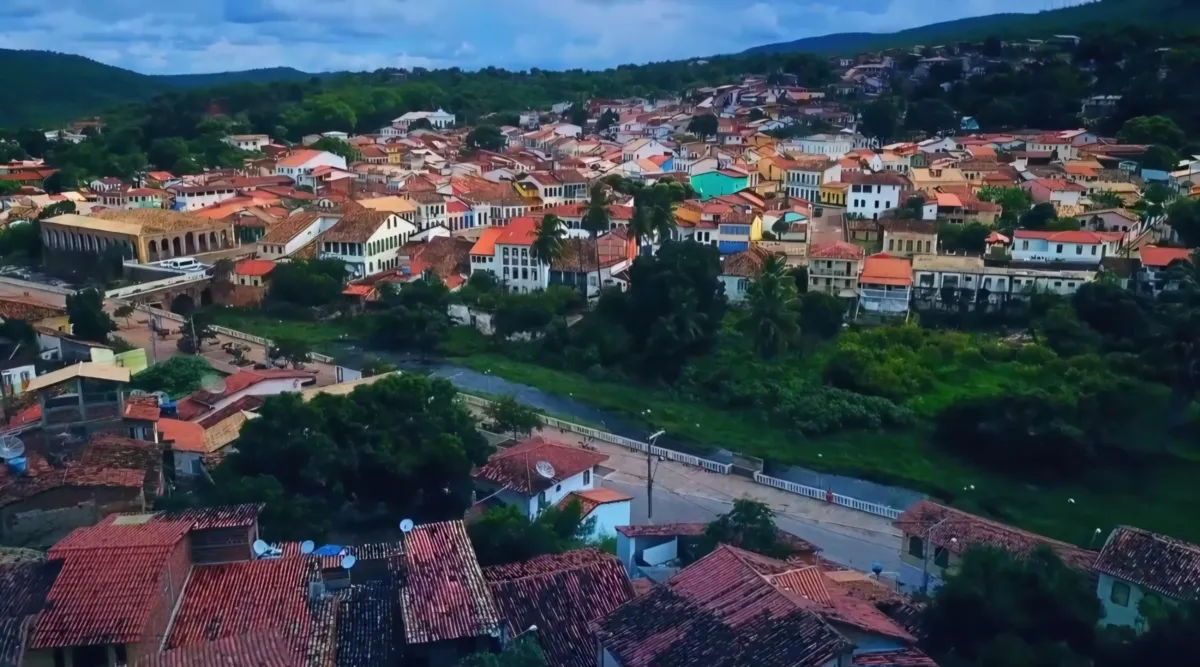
1012, 229, 1123, 244
852, 648, 938, 666
166, 557, 312, 652
235, 259, 276, 277
894, 500, 1097, 570
860, 254, 912, 286
810, 242, 865, 260
486, 550, 633, 667
495, 217, 538, 246
142, 630, 300, 667
398, 520, 502, 644
0, 296, 65, 323
123, 396, 161, 422
474, 436, 608, 495
259, 212, 321, 245
0, 560, 62, 665
556, 488, 631, 517
1139, 246, 1192, 268
1094, 526, 1200, 600
158, 418, 207, 453
321, 209, 393, 243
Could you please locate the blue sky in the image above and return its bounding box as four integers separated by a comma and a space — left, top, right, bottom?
0, 0, 1050, 75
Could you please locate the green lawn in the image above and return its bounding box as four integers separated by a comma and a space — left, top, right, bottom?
448, 351, 1200, 546
208, 309, 363, 353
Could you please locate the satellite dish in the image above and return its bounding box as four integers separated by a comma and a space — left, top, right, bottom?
199, 374, 227, 394
128, 389, 151, 397
300, 540, 315, 555
535, 460, 556, 480
0, 435, 25, 460
252, 539, 269, 556
341, 554, 357, 570
399, 518, 414, 533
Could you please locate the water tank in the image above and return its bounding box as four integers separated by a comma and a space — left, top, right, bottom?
7, 456, 27, 476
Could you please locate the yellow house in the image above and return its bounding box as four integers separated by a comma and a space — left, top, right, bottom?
384, 144, 406, 165
909, 167, 968, 195
675, 200, 703, 226
748, 133, 777, 150
820, 181, 848, 207
757, 156, 787, 185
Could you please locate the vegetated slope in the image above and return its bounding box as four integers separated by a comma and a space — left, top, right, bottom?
0, 50, 318, 129
155, 67, 318, 89
743, 0, 1194, 55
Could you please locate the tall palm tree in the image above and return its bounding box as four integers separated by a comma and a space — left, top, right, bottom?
212, 258, 236, 283
745, 254, 799, 357
581, 184, 611, 295
531, 214, 567, 276
650, 201, 677, 246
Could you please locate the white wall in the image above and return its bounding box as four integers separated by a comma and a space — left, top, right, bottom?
720, 275, 752, 302
497, 243, 549, 293
175, 189, 237, 211
191, 377, 308, 421
525, 468, 595, 519
847, 184, 901, 220
1097, 573, 1146, 628
585, 501, 631, 540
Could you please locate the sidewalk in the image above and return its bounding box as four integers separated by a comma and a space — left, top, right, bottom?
529, 421, 902, 545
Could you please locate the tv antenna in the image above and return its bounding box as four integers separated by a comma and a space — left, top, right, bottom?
252, 539, 269, 557
341, 554, 357, 570
300, 540, 315, 555
535, 460, 556, 480
399, 518, 414, 533
0, 434, 25, 460
199, 374, 227, 394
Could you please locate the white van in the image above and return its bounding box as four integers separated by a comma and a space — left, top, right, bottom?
162, 257, 202, 272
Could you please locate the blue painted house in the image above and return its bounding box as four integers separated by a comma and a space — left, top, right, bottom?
690, 169, 749, 201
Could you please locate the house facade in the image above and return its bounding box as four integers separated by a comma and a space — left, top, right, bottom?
472, 436, 609, 520
317, 210, 415, 278
1011, 229, 1122, 266
844, 171, 909, 220
807, 242, 864, 298
1094, 526, 1200, 629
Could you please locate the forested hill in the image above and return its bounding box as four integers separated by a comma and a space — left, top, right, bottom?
0, 49, 320, 128
743, 0, 1199, 56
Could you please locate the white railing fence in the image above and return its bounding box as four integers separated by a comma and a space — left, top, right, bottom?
754, 472, 904, 520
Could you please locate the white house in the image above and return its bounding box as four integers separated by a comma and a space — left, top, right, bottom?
843, 171, 910, 220
781, 156, 839, 203
912, 254, 1096, 304
1094, 526, 1200, 629
256, 211, 334, 261
167, 184, 239, 212
1136, 245, 1192, 295
317, 209, 415, 278
472, 435, 612, 520
1011, 229, 1122, 265
1024, 134, 1078, 160
620, 138, 672, 163
392, 108, 456, 130
222, 134, 270, 151
274, 149, 348, 189
787, 133, 854, 158
174, 368, 316, 423
493, 217, 548, 292
1022, 178, 1086, 207
520, 170, 590, 206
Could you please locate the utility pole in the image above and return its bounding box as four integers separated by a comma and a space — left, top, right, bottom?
646, 430, 665, 523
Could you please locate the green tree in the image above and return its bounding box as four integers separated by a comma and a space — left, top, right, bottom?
1140, 144, 1180, 171
130, 355, 214, 398
597, 109, 619, 133
457, 637, 546, 667
178, 310, 218, 354
628, 205, 653, 249
148, 137, 190, 170
113, 303, 135, 327
978, 186, 1032, 225
531, 214, 567, 267
938, 222, 991, 254
269, 335, 312, 368
1091, 190, 1126, 209
359, 357, 397, 377
581, 184, 611, 291
268, 258, 347, 308
65, 288, 115, 343
373, 274, 451, 359
212, 258, 236, 283
905, 98, 958, 136
700, 499, 789, 559
860, 98, 900, 140
467, 501, 594, 567
922, 547, 1101, 667
745, 254, 799, 357
465, 125, 506, 152
1099, 601, 1200, 667
1019, 202, 1059, 230
798, 291, 844, 339
1167, 198, 1200, 247
484, 394, 542, 437
1117, 115, 1186, 147
206, 374, 490, 539
569, 103, 590, 127
687, 114, 719, 138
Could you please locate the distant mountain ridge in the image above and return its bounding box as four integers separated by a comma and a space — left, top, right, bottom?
0, 49, 321, 129
742, 0, 1193, 56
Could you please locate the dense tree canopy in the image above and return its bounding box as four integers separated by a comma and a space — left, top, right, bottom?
65, 288, 116, 343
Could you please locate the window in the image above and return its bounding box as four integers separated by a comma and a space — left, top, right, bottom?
1091, 246, 1097, 255
1056, 244, 1064, 253
1110, 580, 1131, 607
583, 469, 591, 485
888, 239, 894, 251
531, 270, 538, 280
934, 547, 949, 569
908, 535, 924, 558
521, 268, 528, 279
1076, 245, 1082, 255
1022, 240, 1029, 250
925, 241, 932, 253
905, 240, 913, 252
1054, 281, 1062, 287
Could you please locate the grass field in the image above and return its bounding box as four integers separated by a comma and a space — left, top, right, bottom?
208, 309, 362, 353
448, 351, 1200, 546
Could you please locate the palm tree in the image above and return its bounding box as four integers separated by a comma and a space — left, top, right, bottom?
531, 214, 567, 270
745, 254, 799, 357
650, 201, 677, 246
581, 184, 611, 295
212, 258, 236, 283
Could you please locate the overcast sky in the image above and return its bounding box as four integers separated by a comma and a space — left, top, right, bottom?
0, 0, 1051, 75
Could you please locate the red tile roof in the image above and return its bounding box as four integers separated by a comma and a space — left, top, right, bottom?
124, 396, 161, 421
399, 520, 502, 644
469, 226, 505, 256
165, 557, 311, 651
154, 504, 263, 530
474, 436, 608, 495
495, 217, 538, 246
486, 550, 634, 667
1029, 177, 1086, 192
276, 149, 324, 168
0, 296, 65, 323
810, 241, 865, 260
142, 630, 300, 667
178, 369, 315, 420
1012, 229, 1123, 244
558, 488, 631, 517
595, 545, 849, 667
1094, 526, 1200, 600
33, 519, 191, 648
894, 500, 1098, 570
852, 649, 938, 666
1139, 245, 1193, 268
770, 566, 832, 604
234, 259, 276, 277
615, 522, 708, 538
159, 418, 207, 453
860, 254, 912, 287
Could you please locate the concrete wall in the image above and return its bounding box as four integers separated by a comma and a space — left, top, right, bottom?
1097, 572, 1146, 628
1, 486, 144, 548
586, 501, 631, 540
526, 468, 594, 519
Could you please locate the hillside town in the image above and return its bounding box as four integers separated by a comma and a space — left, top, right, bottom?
0, 37, 1198, 667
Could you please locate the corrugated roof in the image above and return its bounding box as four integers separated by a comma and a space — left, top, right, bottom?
399, 520, 502, 644
26, 362, 130, 393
